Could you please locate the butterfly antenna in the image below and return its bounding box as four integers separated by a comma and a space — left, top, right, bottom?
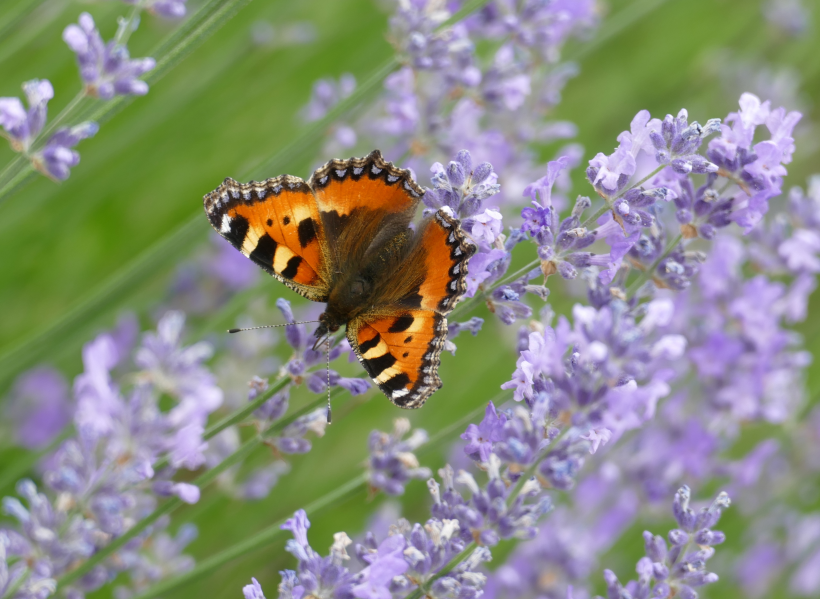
326, 335, 332, 424
227, 321, 320, 333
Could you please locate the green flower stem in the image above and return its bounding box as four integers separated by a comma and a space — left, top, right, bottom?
0, 153, 26, 192
113, 0, 145, 47
0, 216, 204, 386
33, 90, 88, 154
56, 387, 338, 590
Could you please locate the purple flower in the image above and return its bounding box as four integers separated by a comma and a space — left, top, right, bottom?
367, 419, 431, 496
63, 13, 156, 99
4, 366, 71, 449
272, 409, 327, 454
135, 311, 224, 427
763, 0, 811, 35
32, 121, 98, 181
461, 402, 508, 462
376, 67, 419, 137
602, 486, 730, 599
0, 79, 53, 152
587, 144, 636, 195
352, 536, 408, 599
129, 0, 189, 19
302, 74, 357, 149
278, 510, 358, 599
243, 578, 266, 599
471, 208, 503, 244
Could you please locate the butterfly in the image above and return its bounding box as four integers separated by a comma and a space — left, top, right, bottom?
203, 150, 476, 408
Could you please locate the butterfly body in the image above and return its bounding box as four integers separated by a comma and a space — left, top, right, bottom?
204, 150, 476, 408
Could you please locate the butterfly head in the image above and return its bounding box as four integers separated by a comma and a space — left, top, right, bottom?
312, 312, 341, 351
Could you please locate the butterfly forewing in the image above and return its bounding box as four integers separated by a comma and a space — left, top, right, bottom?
204, 175, 331, 301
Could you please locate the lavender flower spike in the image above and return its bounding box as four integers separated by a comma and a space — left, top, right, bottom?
63, 13, 156, 99
599, 486, 730, 599
367, 418, 432, 496
0, 79, 53, 152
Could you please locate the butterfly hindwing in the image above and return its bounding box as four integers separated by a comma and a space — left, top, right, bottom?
204, 175, 330, 301
348, 310, 446, 409
413, 210, 477, 314
348, 209, 476, 408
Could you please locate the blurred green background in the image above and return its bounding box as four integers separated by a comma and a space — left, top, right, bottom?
0, 0, 819, 597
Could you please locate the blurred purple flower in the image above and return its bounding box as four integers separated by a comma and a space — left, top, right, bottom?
4, 366, 71, 449
602, 486, 730, 599
63, 13, 156, 99
367, 418, 431, 496
127, 0, 189, 19
33, 121, 99, 181
0, 79, 53, 152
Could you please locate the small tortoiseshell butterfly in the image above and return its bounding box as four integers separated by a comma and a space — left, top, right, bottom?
203, 150, 476, 408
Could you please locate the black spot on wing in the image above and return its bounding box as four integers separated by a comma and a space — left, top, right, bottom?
402, 351, 409, 358
283, 216, 291, 225
399, 284, 423, 309
404, 335, 413, 343
266, 218, 273, 227
388, 314, 415, 333
298, 218, 317, 248
224, 214, 249, 250
281, 256, 302, 279
363, 352, 396, 379
380, 372, 411, 394
249, 233, 277, 271
358, 333, 381, 355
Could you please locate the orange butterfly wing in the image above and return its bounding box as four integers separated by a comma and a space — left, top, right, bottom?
204, 175, 330, 301
309, 149, 422, 218
348, 211, 476, 408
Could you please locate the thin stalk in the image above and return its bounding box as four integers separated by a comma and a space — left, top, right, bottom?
0, 0, 46, 43
0, 154, 26, 192
113, 0, 145, 46
34, 91, 88, 152
56, 388, 335, 589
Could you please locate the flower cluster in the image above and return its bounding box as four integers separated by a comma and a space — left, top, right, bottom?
367, 418, 431, 496
600, 486, 730, 599
248, 508, 491, 599
1, 311, 220, 599
63, 13, 156, 100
